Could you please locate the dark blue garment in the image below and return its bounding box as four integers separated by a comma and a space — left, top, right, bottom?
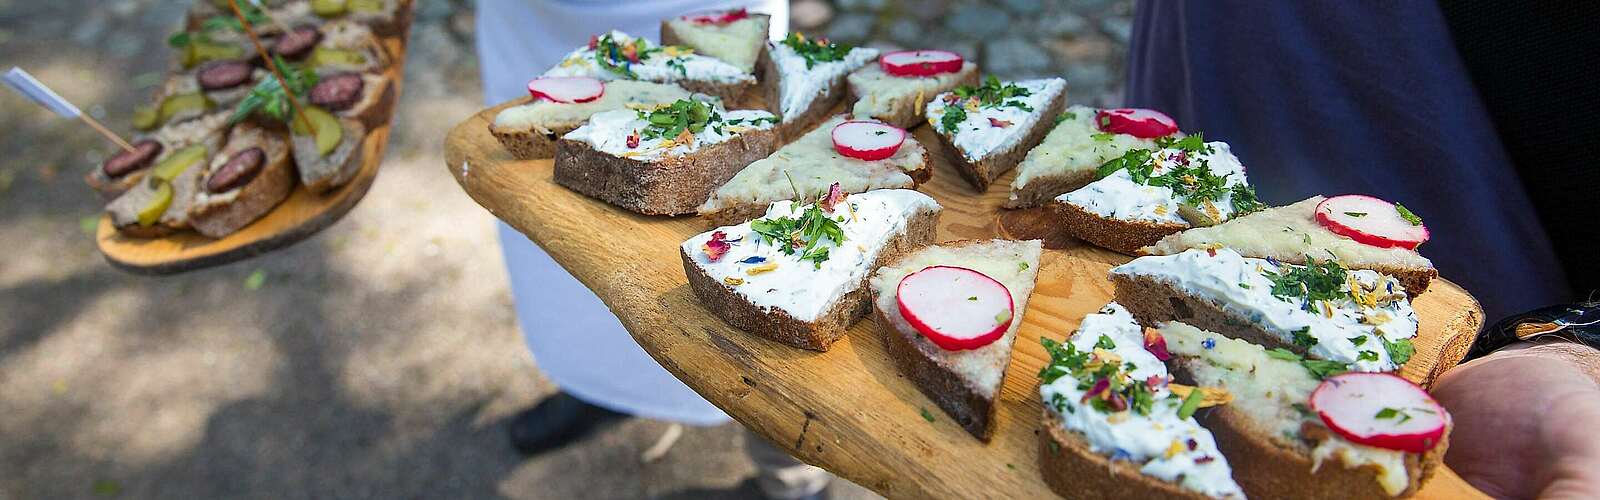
1124, 0, 1570, 321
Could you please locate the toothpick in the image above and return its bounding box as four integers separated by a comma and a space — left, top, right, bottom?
2, 67, 136, 153
226, 0, 313, 134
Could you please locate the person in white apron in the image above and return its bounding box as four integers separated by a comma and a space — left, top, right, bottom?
474, 1, 827, 498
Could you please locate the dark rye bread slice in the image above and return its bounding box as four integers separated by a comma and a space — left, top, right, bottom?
1111, 272, 1313, 358
488, 97, 566, 161
322, 73, 398, 130
1039, 412, 1216, 500
1168, 358, 1449, 499
188, 124, 295, 238
292, 118, 367, 194
554, 127, 779, 216
759, 48, 850, 142
1052, 200, 1187, 255
681, 208, 939, 351
935, 88, 1068, 191
1004, 168, 1096, 209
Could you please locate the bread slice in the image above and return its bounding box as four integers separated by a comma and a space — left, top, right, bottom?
1159, 321, 1449, 499
1110, 248, 1421, 373
292, 116, 367, 193
544, 30, 756, 104
310, 72, 398, 130
698, 115, 932, 225
105, 140, 213, 238
86, 112, 231, 201
1054, 140, 1258, 254
925, 77, 1067, 190
555, 104, 779, 215
1141, 196, 1437, 296
681, 189, 941, 351
490, 81, 696, 161
1036, 303, 1246, 499
847, 62, 979, 129
869, 239, 1042, 440
761, 36, 878, 141
1006, 105, 1161, 208
660, 10, 770, 74
188, 122, 295, 238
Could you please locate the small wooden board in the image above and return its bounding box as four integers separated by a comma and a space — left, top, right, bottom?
95, 34, 409, 275
445, 101, 1489, 499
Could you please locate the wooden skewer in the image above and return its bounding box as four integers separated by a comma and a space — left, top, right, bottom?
81, 113, 138, 154
225, 0, 314, 134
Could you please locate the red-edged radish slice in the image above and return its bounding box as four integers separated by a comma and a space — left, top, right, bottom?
1095, 108, 1179, 138
683, 8, 749, 25
896, 266, 1015, 351
832, 120, 906, 161
527, 76, 604, 104
1314, 195, 1430, 249
1309, 372, 1450, 453
880, 50, 964, 77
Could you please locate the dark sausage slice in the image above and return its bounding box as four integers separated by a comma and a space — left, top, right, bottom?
205, 147, 267, 193
272, 27, 322, 60
102, 140, 164, 178
309, 73, 366, 112
197, 61, 255, 91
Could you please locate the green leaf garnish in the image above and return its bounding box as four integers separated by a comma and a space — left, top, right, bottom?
1394, 203, 1423, 226
1383, 337, 1415, 365
1094, 334, 1117, 350
1176, 388, 1205, 419
1291, 327, 1318, 348
781, 32, 852, 69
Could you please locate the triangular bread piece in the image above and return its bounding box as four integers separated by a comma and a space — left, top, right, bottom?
761, 34, 878, 140
847, 61, 979, 129
491, 80, 696, 160
1036, 303, 1245, 499
869, 239, 1042, 440
1006, 105, 1161, 208
1053, 138, 1261, 254
698, 115, 931, 225
545, 30, 756, 104
924, 77, 1067, 190
682, 189, 942, 351
1158, 321, 1449, 499
1110, 248, 1420, 373
1141, 196, 1437, 296
660, 9, 770, 74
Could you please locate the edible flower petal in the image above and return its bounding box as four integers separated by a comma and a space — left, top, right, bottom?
820, 182, 847, 212
988, 117, 1012, 128
1143, 329, 1172, 361
702, 231, 730, 262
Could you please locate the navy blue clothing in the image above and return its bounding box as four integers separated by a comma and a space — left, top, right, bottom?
1124, 0, 1570, 320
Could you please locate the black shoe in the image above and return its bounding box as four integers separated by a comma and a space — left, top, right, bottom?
507, 392, 627, 456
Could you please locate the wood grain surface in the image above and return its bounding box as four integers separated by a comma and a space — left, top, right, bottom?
445, 100, 1489, 499
95, 33, 410, 275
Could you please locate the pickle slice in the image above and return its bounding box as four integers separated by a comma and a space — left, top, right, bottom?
290, 106, 344, 156
157, 93, 214, 124
151, 144, 208, 182
349, 0, 385, 12
311, 0, 347, 17
309, 47, 368, 68
131, 106, 159, 131
137, 180, 174, 227
1177, 202, 1221, 227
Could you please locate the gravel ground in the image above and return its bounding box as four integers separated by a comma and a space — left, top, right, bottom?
0, 2, 873, 498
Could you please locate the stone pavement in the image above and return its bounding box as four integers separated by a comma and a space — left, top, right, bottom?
0, 1, 1126, 498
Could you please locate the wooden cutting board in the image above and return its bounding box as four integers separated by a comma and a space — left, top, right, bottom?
95, 32, 410, 275
444, 100, 1489, 499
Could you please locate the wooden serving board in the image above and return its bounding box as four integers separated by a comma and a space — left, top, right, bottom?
95, 33, 409, 275
445, 101, 1488, 499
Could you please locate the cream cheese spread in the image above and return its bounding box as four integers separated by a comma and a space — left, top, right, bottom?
924, 78, 1065, 161
492, 80, 695, 134
563, 104, 775, 162
663, 16, 767, 73
681, 189, 940, 322
544, 30, 755, 85
1059, 141, 1251, 226
1142, 196, 1437, 271
1011, 105, 1159, 198
769, 42, 878, 123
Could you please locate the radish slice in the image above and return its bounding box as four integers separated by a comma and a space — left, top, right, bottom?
1309, 372, 1450, 453
1315, 195, 1430, 249
880, 50, 964, 77
527, 76, 604, 104
1095, 108, 1179, 138
896, 266, 1015, 351
832, 120, 906, 161
683, 8, 749, 25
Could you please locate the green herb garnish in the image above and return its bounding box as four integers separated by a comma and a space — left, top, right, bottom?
1175, 388, 1205, 419
750, 200, 846, 268
1267, 258, 1349, 307
1350, 336, 1369, 346
637, 99, 715, 140
1229, 184, 1264, 215
1039, 337, 1088, 383
954, 76, 1033, 109
1383, 337, 1415, 365
1394, 203, 1423, 226
1291, 327, 1318, 348
1357, 350, 1380, 362
781, 32, 852, 68
591, 32, 661, 79
1094, 334, 1117, 350
231, 55, 318, 124
1301, 359, 1350, 379
939, 103, 967, 134
920, 407, 936, 422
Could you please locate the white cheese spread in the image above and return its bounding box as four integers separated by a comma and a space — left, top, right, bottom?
544, 30, 754, 85
563, 105, 775, 162
924, 78, 1065, 161
769, 42, 878, 123
492, 80, 694, 134
1011, 105, 1159, 197
1059, 141, 1251, 226
663, 16, 767, 73
1142, 196, 1437, 271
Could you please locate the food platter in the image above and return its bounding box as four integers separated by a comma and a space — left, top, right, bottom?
94, 34, 408, 275
445, 99, 1489, 499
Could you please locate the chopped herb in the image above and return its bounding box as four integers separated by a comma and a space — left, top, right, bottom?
952, 75, 1034, 110
1229, 184, 1265, 215
1344, 211, 1368, 218
1291, 327, 1318, 348
1266, 348, 1302, 361
1394, 203, 1423, 226
1095, 148, 1153, 179
1039, 337, 1088, 383
1350, 335, 1369, 346
1018, 262, 1030, 271
664, 57, 687, 76
920, 407, 936, 422
1155, 133, 1209, 153
1176, 388, 1205, 419
1238, 283, 1252, 289
1091, 132, 1116, 142
781, 32, 852, 68
637, 99, 716, 141
1267, 258, 1349, 308
591, 32, 660, 79
1301, 359, 1350, 379
1383, 337, 1415, 365
967, 296, 978, 301
1095, 334, 1117, 350
939, 104, 967, 134
1358, 350, 1380, 362
1291, 403, 1315, 418
750, 200, 846, 268
1054, 111, 1074, 124
1375, 407, 1400, 419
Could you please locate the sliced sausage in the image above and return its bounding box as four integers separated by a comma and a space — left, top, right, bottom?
197, 61, 255, 91
102, 140, 164, 178
205, 147, 267, 193
272, 27, 322, 60
308, 73, 366, 112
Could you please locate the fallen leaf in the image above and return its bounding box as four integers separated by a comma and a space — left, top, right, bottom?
80, 215, 100, 235
244, 270, 266, 291
92, 479, 120, 496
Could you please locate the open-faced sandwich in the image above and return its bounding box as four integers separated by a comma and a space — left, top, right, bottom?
545, 30, 755, 104
870, 239, 1042, 440
1037, 302, 1246, 499
490, 77, 695, 160
1143, 195, 1437, 296
847, 50, 978, 129
306, 70, 396, 129
302, 0, 415, 36
290, 104, 367, 193
925, 76, 1067, 191
304, 20, 391, 76
104, 127, 217, 237
130, 75, 223, 136
660, 8, 770, 75
88, 110, 232, 201
1055, 135, 1265, 254
1007, 106, 1176, 208
698, 116, 930, 225
554, 97, 778, 215
761, 32, 878, 140
188, 121, 295, 238
681, 188, 941, 351
1161, 321, 1451, 498
1111, 248, 1420, 373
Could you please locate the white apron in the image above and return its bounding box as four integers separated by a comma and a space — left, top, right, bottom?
477, 0, 787, 426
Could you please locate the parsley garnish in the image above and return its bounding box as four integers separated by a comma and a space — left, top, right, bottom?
1394, 203, 1423, 226
1175, 388, 1205, 419
1267, 258, 1349, 308
1039, 337, 1089, 383
1094, 134, 1243, 209
781, 32, 852, 68
1383, 337, 1415, 365
637, 99, 715, 140
920, 407, 936, 422
750, 201, 846, 268
1350, 335, 1369, 346
939, 104, 967, 134
1344, 211, 1367, 217
1357, 350, 1380, 362
231, 55, 318, 125
1291, 327, 1318, 348
1094, 334, 1117, 350
1264, 348, 1350, 379
1230, 184, 1264, 215
955, 76, 1033, 108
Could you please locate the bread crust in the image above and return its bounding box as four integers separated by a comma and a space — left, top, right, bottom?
188, 125, 295, 238
1038, 412, 1215, 500
1052, 201, 1188, 255
681, 207, 939, 351
554, 127, 779, 216
337, 73, 398, 130
848, 67, 980, 129
1003, 169, 1098, 209
935, 86, 1067, 191
486, 96, 581, 161
760, 48, 854, 143
1112, 272, 1312, 356
292, 118, 368, 194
